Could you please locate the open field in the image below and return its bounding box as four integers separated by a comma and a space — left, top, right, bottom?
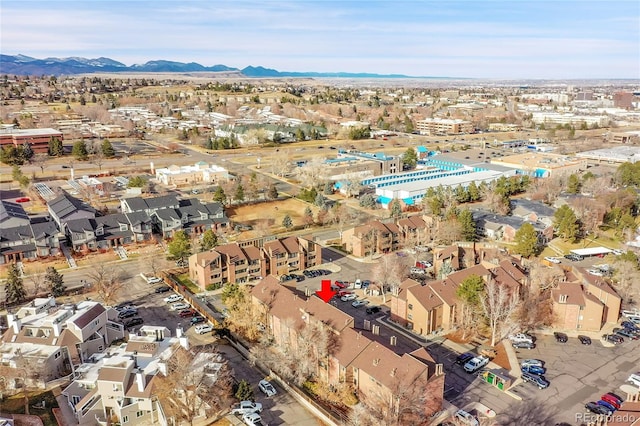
227, 198, 320, 237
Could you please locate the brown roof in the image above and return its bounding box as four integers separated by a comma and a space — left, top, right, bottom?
435, 245, 459, 260
125, 340, 160, 356
191, 250, 220, 267
215, 243, 247, 263
409, 285, 444, 311
384, 222, 400, 233
580, 270, 620, 298
428, 279, 458, 306
263, 239, 287, 256
407, 347, 436, 378
125, 373, 156, 399
490, 267, 521, 291
398, 215, 426, 230
446, 264, 490, 287
97, 365, 129, 383
331, 328, 373, 366
396, 278, 421, 301
498, 259, 526, 282
370, 220, 392, 232
73, 304, 106, 329
551, 282, 585, 305
352, 342, 428, 391
606, 401, 640, 426
280, 236, 300, 254
242, 245, 262, 261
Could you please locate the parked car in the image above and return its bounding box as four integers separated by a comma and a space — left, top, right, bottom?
614, 327, 640, 340
586, 269, 604, 276
361, 280, 371, 289
455, 352, 475, 366
585, 401, 612, 416
118, 310, 137, 320
258, 379, 277, 397
553, 332, 568, 343
164, 294, 184, 303
602, 334, 624, 344
521, 365, 546, 375
512, 341, 535, 349
520, 359, 544, 368
463, 355, 490, 373
521, 372, 550, 389
171, 302, 190, 311
341, 293, 357, 302
628, 373, 640, 387
366, 306, 381, 315
603, 392, 624, 405
242, 412, 266, 426
544, 256, 561, 264
124, 317, 144, 328
578, 335, 592, 345
453, 409, 479, 426
15, 197, 30, 203
564, 253, 584, 261
509, 333, 534, 344
334, 280, 348, 289
622, 321, 640, 332
194, 324, 213, 334
338, 290, 353, 297
231, 400, 263, 415
146, 276, 162, 284
190, 316, 206, 325
352, 299, 370, 308
179, 309, 197, 318
600, 394, 621, 409
597, 400, 617, 413
155, 286, 171, 293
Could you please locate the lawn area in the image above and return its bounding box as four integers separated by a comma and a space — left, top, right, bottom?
227, 198, 321, 237
549, 232, 623, 256
2, 389, 59, 426
173, 273, 201, 293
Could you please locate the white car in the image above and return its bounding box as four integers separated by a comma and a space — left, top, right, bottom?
454, 409, 479, 426
520, 359, 544, 368
194, 324, 213, 334
231, 400, 263, 415
352, 299, 370, 308
171, 302, 189, 311
544, 256, 561, 264
242, 412, 266, 426
627, 372, 640, 387
613, 249, 623, 256
146, 276, 162, 284
509, 333, 534, 344
586, 269, 604, 276
341, 293, 357, 302
258, 379, 277, 397
164, 294, 183, 303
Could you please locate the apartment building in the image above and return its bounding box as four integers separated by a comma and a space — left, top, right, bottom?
1, 217, 60, 264
341, 220, 402, 258
415, 118, 473, 135
250, 277, 444, 419
61, 325, 181, 426
1, 298, 125, 388
188, 236, 320, 289
64, 212, 153, 252
47, 192, 97, 232
551, 267, 621, 332
154, 161, 229, 186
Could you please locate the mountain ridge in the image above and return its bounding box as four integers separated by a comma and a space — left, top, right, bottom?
0, 54, 431, 78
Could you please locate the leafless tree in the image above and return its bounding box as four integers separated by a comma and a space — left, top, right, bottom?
222, 284, 263, 341
372, 254, 405, 303
528, 263, 565, 293
27, 267, 46, 296
32, 154, 49, 176
612, 259, 640, 308
87, 264, 125, 307
434, 218, 462, 245
156, 345, 234, 426
3, 349, 44, 415
92, 150, 105, 171
270, 149, 292, 177
480, 279, 520, 346
295, 158, 325, 188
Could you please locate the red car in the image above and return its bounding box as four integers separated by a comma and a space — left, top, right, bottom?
15, 197, 30, 203
334, 280, 348, 289
600, 394, 621, 409
179, 309, 197, 317
338, 290, 353, 297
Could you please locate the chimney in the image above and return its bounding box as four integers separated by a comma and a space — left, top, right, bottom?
52, 321, 62, 337
12, 318, 22, 334
150, 161, 155, 174
135, 369, 146, 392
70, 168, 75, 180
179, 334, 189, 350
373, 358, 380, 366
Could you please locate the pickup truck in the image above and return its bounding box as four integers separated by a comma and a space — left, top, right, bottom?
463, 355, 490, 373
230, 400, 262, 415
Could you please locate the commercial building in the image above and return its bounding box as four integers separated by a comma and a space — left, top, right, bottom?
575, 146, 640, 164
415, 118, 473, 135
490, 152, 587, 178
154, 161, 229, 187
0, 128, 63, 153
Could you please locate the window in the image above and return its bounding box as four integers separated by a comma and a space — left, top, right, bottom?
136, 411, 144, 418
408, 314, 413, 320
71, 395, 81, 405
54, 351, 61, 359
408, 304, 413, 310
122, 415, 129, 423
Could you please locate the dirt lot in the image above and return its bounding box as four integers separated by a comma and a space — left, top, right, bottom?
227, 198, 320, 237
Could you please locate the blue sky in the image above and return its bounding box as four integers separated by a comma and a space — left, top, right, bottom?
1, 1, 639, 79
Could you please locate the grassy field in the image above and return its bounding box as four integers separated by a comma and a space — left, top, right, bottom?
227, 198, 320, 237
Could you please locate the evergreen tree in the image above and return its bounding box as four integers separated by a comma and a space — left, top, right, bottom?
303, 206, 314, 227
566, 174, 581, 194
323, 181, 334, 195
235, 379, 254, 401
514, 223, 539, 258
314, 193, 326, 208
72, 140, 88, 160
234, 183, 245, 203
44, 266, 66, 297
282, 215, 293, 229
458, 208, 477, 242
389, 198, 402, 218
101, 139, 115, 158
212, 186, 227, 204
359, 194, 377, 209
454, 185, 469, 203
21, 142, 34, 162
127, 176, 145, 188
554, 205, 580, 242
456, 275, 485, 307
467, 181, 480, 201
48, 137, 64, 156
167, 230, 192, 263
402, 147, 418, 169
5, 264, 26, 305
199, 229, 218, 252
267, 184, 278, 200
